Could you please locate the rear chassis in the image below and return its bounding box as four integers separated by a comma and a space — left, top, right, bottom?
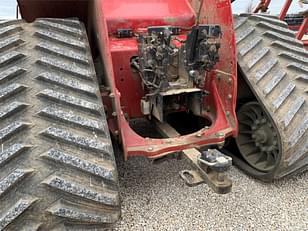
18, 0, 238, 160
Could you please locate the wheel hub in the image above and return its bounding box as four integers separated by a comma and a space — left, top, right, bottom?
236, 102, 280, 172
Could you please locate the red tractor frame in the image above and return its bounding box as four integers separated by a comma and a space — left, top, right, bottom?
18, 0, 238, 160
98, 0, 238, 159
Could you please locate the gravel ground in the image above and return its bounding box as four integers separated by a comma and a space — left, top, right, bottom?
114, 156, 308, 231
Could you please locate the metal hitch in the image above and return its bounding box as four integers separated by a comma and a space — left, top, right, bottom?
155, 121, 232, 194
180, 148, 232, 194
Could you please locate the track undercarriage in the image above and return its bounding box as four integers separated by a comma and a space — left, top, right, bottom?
233, 14, 308, 180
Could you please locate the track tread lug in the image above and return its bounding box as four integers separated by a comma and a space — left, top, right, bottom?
42, 175, 119, 206
263, 71, 286, 96
42, 18, 81, 28
34, 30, 86, 51
0, 36, 24, 52
279, 51, 308, 64
40, 148, 115, 181
0, 121, 30, 142
35, 42, 89, 65
271, 40, 308, 56
0, 169, 33, 197
0, 51, 25, 67
0, 24, 23, 38
0, 66, 26, 83
239, 37, 262, 57
272, 83, 295, 110
0, 83, 27, 101
255, 59, 278, 82
36, 56, 92, 79
247, 47, 269, 69
36, 72, 96, 96
35, 19, 83, 37
281, 97, 305, 128
287, 62, 308, 74
236, 26, 255, 44
263, 31, 303, 47
0, 143, 30, 166
256, 21, 295, 37
40, 126, 112, 155
0, 102, 28, 119
249, 15, 288, 27
47, 201, 120, 224
37, 89, 102, 114
0, 197, 38, 231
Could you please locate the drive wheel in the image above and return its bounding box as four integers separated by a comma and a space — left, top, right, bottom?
236, 102, 281, 173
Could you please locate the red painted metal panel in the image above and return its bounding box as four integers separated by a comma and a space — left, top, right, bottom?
17, 0, 90, 23
103, 0, 196, 33
109, 38, 144, 118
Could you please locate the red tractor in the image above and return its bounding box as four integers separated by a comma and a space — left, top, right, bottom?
0, 0, 307, 229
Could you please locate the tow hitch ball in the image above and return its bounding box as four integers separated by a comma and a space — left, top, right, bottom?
180, 149, 232, 194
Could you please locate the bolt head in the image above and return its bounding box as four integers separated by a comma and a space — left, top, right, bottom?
148, 147, 153, 151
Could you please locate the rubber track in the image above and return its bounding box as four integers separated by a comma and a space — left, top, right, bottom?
0, 19, 120, 230
234, 14, 308, 179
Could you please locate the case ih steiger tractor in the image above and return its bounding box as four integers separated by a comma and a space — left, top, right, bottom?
0, 0, 307, 230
